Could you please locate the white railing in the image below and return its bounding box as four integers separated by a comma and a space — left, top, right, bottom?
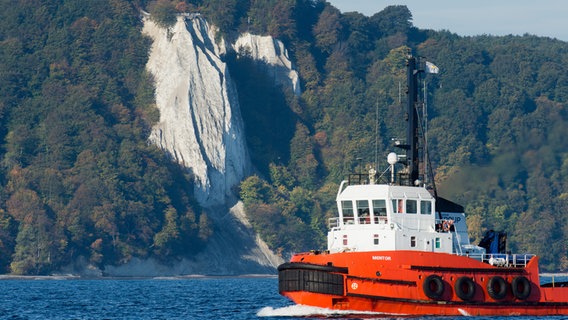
457, 253, 535, 268
328, 217, 389, 229
328, 217, 339, 229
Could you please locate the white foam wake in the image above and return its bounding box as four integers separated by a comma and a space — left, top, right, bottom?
457, 308, 472, 316
257, 304, 395, 318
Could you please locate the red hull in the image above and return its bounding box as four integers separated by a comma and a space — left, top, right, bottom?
278, 251, 568, 316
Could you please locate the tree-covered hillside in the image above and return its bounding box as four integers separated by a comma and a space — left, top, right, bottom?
0, 0, 212, 275
221, 1, 568, 271
0, 0, 567, 274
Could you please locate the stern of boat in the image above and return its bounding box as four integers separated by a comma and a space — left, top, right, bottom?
277, 261, 347, 307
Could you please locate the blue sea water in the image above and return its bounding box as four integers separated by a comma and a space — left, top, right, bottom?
0, 276, 566, 319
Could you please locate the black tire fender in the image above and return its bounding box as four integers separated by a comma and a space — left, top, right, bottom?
423, 274, 444, 300
454, 276, 476, 301
512, 276, 531, 300
487, 276, 508, 300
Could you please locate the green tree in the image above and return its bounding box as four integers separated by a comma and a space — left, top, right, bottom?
313, 5, 342, 54
148, 0, 178, 28
6, 189, 55, 274
0, 210, 17, 273
370, 5, 412, 37
198, 213, 213, 241
153, 206, 180, 256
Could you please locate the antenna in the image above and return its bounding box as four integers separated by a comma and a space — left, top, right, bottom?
423, 80, 428, 185
398, 81, 401, 105
406, 55, 420, 186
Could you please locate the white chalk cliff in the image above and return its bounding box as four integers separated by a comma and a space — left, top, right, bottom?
139, 15, 303, 275
234, 33, 301, 96
144, 15, 246, 206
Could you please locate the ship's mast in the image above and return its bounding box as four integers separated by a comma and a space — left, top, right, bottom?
402, 54, 446, 221
406, 55, 420, 186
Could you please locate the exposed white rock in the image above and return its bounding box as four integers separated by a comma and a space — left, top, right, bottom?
230, 201, 284, 268
143, 16, 248, 206
143, 16, 301, 207
234, 33, 301, 96
100, 201, 282, 277
140, 16, 284, 275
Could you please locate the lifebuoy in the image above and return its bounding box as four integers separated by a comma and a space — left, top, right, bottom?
487, 276, 508, 300
455, 276, 476, 301
512, 276, 531, 300
423, 274, 444, 300
442, 220, 453, 232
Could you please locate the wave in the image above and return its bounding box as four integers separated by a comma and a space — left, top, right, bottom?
257, 304, 399, 318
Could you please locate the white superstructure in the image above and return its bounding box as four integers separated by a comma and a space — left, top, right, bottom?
327, 171, 485, 258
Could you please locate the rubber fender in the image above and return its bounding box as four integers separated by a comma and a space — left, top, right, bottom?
423, 274, 444, 300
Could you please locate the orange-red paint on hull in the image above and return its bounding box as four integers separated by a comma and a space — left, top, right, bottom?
277, 54, 568, 317
279, 251, 568, 316
282, 291, 568, 317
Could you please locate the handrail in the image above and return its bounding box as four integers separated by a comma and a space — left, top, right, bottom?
328, 217, 339, 229
457, 252, 534, 268
328, 216, 389, 229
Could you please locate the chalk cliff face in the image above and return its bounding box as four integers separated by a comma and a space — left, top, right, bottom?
234, 33, 301, 96
144, 16, 301, 208
140, 15, 302, 275
144, 16, 247, 206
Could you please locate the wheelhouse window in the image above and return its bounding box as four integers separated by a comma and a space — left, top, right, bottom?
372, 200, 387, 216
420, 200, 432, 215
357, 200, 370, 224
372, 199, 387, 224
342, 201, 354, 224
406, 200, 417, 214
392, 199, 404, 213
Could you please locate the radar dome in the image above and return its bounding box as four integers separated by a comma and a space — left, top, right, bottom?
387, 152, 398, 165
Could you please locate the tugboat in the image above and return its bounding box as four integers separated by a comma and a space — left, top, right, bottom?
277, 53, 568, 316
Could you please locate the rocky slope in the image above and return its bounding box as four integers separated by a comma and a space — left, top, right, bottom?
234, 33, 301, 96
144, 15, 247, 206
131, 15, 301, 275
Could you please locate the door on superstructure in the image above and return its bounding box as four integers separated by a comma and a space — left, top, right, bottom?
424, 238, 434, 252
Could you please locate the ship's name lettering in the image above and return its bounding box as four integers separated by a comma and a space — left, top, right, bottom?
372, 255, 391, 261
441, 215, 461, 223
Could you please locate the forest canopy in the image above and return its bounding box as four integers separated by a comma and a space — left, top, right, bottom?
0, 0, 211, 274
0, 0, 567, 273
224, 1, 568, 271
